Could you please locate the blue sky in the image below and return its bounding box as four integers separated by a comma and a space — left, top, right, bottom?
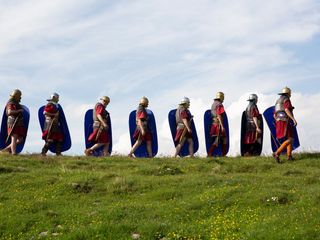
0, 0, 319, 156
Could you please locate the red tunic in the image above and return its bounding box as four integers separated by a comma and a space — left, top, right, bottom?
42, 103, 63, 141
210, 103, 226, 136
276, 99, 294, 139
244, 105, 260, 144
133, 106, 152, 141
6, 102, 26, 138
88, 103, 110, 143
174, 108, 192, 142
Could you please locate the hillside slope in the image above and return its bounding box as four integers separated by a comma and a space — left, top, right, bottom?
0, 153, 320, 239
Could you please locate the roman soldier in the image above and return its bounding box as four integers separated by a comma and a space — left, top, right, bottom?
85, 96, 111, 157
174, 97, 194, 157
243, 94, 262, 155
1, 89, 26, 155
128, 97, 153, 157
273, 87, 297, 162
41, 93, 63, 156
207, 92, 227, 157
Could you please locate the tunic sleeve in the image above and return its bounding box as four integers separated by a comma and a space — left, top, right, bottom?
44, 104, 57, 114
216, 105, 225, 115
137, 110, 147, 120
251, 106, 260, 117
96, 104, 104, 115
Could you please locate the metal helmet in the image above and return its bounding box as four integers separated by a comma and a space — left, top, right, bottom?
215, 92, 224, 102
248, 94, 258, 103
180, 97, 190, 106
280, 86, 291, 97
10, 89, 22, 102
140, 96, 149, 107
100, 96, 110, 104
47, 92, 59, 103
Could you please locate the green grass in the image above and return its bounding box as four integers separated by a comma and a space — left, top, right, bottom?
0, 153, 320, 240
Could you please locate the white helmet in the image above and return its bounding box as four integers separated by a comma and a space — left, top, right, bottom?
248, 94, 258, 103
47, 92, 59, 103
180, 97, 190, 105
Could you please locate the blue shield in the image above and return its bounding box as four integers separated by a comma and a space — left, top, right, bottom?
203, 109, 229, 156
38, 104, 71, 153
0, 105, 30, 153
263, 106, 300, 153
168, 109, 199, 157
84, 109, 112, 156
129, 109, 158, 157
240, 111, 264, 156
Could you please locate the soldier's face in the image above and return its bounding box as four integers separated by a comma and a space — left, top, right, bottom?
103, 100, 109, 107
16, 96, 21, 102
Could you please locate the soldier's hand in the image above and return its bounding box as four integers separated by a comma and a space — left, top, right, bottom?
293, 120, 297, 126
187, 128, 192, 134
141, 129, 146, 136
257, 128, 262, 133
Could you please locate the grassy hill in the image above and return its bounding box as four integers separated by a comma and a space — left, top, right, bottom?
0, 153, 320, 240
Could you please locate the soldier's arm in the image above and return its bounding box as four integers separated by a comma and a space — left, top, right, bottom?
217, 114, 225, 132
182, 118, 192, 133
285, 109, 297, 126
7, 108, 23, 116
44, 111, 58, 117
97, 114, 107, 128
137, 118, 145, 135
253, 117, 262, 133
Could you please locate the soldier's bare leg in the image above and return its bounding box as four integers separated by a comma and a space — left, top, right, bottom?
103, 143, 110, 157
129, 139, 142, 157
56, 142, 62, 156
146, 140, 152, 158
41, 140, 52, 156
85, 143, 104, 156
174, 137, 186, 157
187, 138, 194, 157
10, 134, 18, 155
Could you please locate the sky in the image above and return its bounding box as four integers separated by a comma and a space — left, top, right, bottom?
0, 0, 319, 156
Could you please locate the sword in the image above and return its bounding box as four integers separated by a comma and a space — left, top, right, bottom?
5, 113, 21, 144
46, 118, 55, 141
272, 122, 281, 148
95, 124, 104, 142
178, 116, 193, 144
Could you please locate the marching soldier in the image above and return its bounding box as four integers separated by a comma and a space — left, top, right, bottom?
243, 94, 262, 156
174, 97, 194, 157
207, 92, 227, 157
1, 89, 27, 155
273, 87, 297, 162
41, 93, 63, 156
85, 96, 111, 157
128, 97, 153, 158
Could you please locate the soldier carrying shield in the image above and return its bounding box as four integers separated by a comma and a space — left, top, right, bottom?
1, 89, 26, 155
41, 93, 64, 156
273, 87, 297, 162
174, 97, 194, 157
242, 94, 262, 156
128, 97, 153, 158
85, 96, 111, 157
207, 92, 228, 157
